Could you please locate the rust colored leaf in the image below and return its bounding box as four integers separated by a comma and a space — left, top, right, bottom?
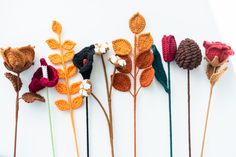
46, 39, 59, 49
129, 12, 146, 34
70, 82, 81, 95
62, 40, 76, 50
22, 92, 45, 103
63, 50, 74, 62
136, 50, 154, 69
112, 39, 132, 56
112, 73, 131, 92
55, 99, 69, 111
55, 82, 68, 94
72, 96, 84, 109
117, 55, 132, 73
66, 64, 77, 78
140, 67, 155, 87
48, 53, 62, 65
138, 33, 153, 52
57, 68, 65, 79
52, 21, 62, 35
5, 72, 22, 92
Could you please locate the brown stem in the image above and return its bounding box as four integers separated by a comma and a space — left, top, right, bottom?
101, 55, 115, 157
133, 34, 137, 157
187, 70, 191, 157
136, 86, 142, 96
13, 73, 20, 157
109, 67, 117, 97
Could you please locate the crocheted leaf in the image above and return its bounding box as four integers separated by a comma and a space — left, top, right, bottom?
66, 64, 77, 78
117, 55, 132, 73
52, 21, 62, 35
136, 50, 154, 69
70, 82, 81, 95
140, 67, 155, 87
55, 82, 68, 94
112, 73, 131, 92
62, 40, 76, 50
46, 39, 60, 49
112, 39, 132, 56
22, 92, 45, 103
63, 50, 74, 62
72, 96, 84, 109
129, 13, 146, 34
138, 33, 153, 52
5, 72, 22, 92
57, 68, 65, 79
152, 45, 169, 93
55, 99, 69, 111
48, 53, 62, 64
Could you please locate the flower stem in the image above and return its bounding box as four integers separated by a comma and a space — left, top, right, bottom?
187, 70, 191, 157
200, 84, 214, 157
13, 73, 20, 157
133, 34, 137, 157
46, 87, 56, 157
167, 62, 173, 157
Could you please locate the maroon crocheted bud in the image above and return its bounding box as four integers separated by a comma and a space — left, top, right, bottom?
162, 35, 177, 62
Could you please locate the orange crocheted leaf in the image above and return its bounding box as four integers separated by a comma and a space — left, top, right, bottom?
129, 12, 146, 34
70, 82, 81, 95
140, 67, 155, 87
57, 68, 65, 79
55, 82, 68, 94
55, 99, 69, 111
46, 39, 60, 49
48, 53, 62, 64
138, 33, 153, 52
136, 50, 154, 69
52, 21, 62, 35
63, 50, 74, 62
72, 96, 84, 109
112, 73, 131, 92
66, 64, 77, 78
62, 40, 76, 50
117, 55, 132, 73
112, 39, 132, 56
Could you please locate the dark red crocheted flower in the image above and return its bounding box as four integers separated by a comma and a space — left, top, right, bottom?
29, 58, 59, 93
162, 35, 177, 62
203, 41, 234, 63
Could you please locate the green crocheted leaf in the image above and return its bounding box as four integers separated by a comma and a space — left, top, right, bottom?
152, 45, 169, 93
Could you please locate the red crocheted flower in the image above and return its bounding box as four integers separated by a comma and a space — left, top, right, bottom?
162, 35, 177, 62
29, 58, 59, 93
203, 41, 234, 63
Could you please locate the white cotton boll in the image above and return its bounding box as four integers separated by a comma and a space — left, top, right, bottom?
118, 59, 126, 67
100, 47, 106, 53
109, 55, 118, 63
94, 47, 99, 53
84, 83, 91, 90
42, 65, 48, 79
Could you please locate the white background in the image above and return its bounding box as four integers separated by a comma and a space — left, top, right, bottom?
0, 0, 236, 157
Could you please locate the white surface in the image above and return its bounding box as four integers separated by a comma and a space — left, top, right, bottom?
0, 0, 236, 157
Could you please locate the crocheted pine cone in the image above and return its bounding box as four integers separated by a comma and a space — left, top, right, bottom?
175, 38, 202, 70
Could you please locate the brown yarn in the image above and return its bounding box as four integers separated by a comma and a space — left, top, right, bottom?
175, 38, 202, 70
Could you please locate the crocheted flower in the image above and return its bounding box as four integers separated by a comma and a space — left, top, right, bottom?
29, 58, 59, 93
73, 45, 95, 79
204, 41, 234, 67
94, 42, 109, 55
109, 54, 127, 68
79, 80, 92, 97
1, 45, 35, 73
162, 35, 177, 62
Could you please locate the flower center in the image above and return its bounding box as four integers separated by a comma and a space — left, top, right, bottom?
83, 58, 88, 65
42, 65, 48, 79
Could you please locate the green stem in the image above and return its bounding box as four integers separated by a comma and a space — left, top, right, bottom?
167, 62, 173, 157
46, 87, 56, 157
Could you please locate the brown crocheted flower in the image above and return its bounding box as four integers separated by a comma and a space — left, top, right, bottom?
175, 38, 202, 70
1, 45, 35, 73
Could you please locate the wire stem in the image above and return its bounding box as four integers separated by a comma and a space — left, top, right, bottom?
187, 70, 191, 157
86, 97, 89, 157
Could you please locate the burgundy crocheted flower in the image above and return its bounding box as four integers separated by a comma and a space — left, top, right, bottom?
162, 35, 177, 62
29, 58, 59, 93
204, 41, 234, 63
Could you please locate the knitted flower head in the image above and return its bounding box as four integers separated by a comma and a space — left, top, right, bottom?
203, 41, 234, 67
162, 35, 177, 62
73, 45, 95, 79
29, 58, 59, 93
1, 45, 35, 73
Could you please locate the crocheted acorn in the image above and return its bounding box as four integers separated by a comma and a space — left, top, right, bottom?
175, 38, 202, 70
